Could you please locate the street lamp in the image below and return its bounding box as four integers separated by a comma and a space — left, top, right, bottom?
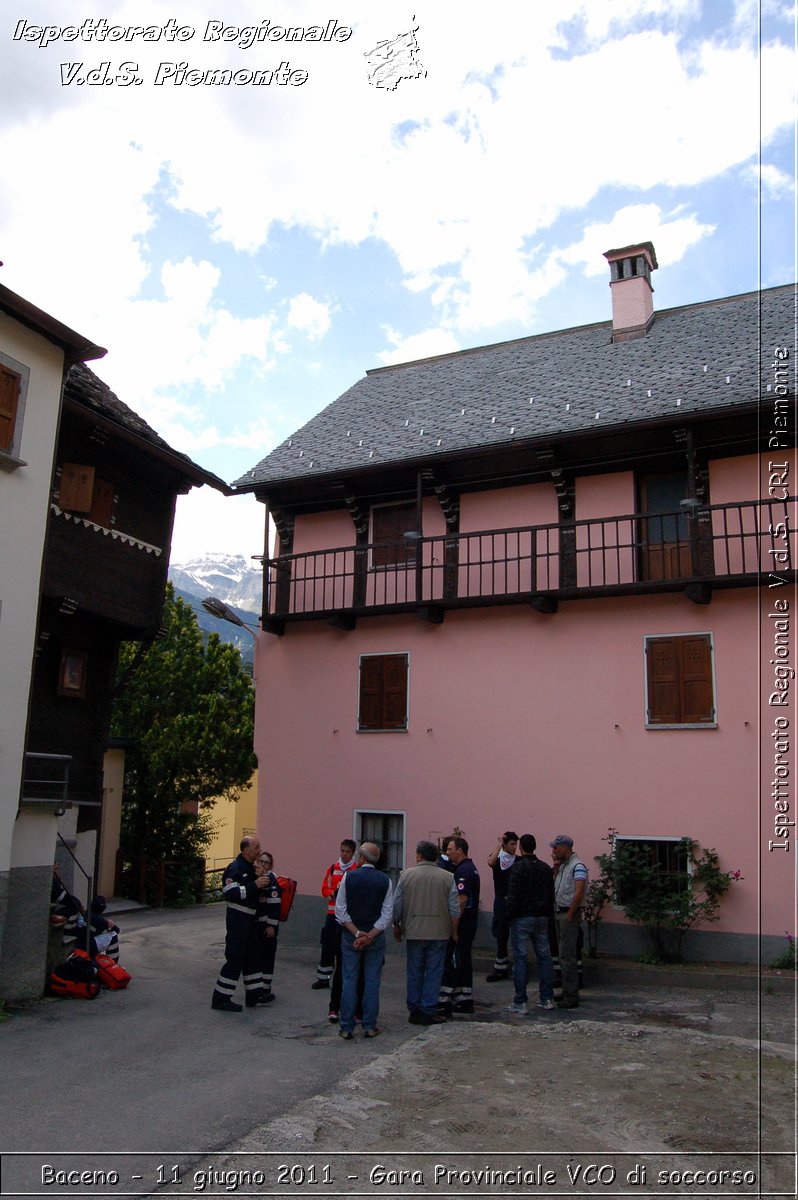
201, 596, 259, 642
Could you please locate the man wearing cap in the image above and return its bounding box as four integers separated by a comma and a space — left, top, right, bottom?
550, 835, 588, 1009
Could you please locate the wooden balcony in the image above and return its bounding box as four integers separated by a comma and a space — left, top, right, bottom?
263, 497, 795, 631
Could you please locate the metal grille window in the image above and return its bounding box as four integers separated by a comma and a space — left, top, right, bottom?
613, 836, 691, 905
356, 811, 405, 886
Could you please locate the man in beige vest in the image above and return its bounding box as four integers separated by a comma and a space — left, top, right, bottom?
393, 841, 460, 1025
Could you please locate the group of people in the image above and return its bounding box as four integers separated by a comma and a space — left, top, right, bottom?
51, 865, 122, 961
211, 829, 588, 1038
487, 831, 587, 1014
210, 838, 282, 1011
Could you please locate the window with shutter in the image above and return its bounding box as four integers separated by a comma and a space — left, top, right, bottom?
371, 502, 417, 567
358, 653, 409, 731
645, 634, 715, 727
0, 364, 21, 453
59, 463, 96, 513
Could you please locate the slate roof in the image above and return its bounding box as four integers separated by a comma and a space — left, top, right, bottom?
64, 363, 230, 493
234, 284, 793, 492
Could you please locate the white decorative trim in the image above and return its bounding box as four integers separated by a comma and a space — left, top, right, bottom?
50, 504, 162, 556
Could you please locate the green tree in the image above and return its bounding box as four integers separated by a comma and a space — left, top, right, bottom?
111, 585, 256, 904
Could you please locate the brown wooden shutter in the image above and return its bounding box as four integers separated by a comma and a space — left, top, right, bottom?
59, 463, 95, 513
0, 365, 20, 452
647, 634, 714, 725
679, 635, 714, 723
358, 656, 384, 730
358, 654, 408, 730
372, 503, 416, 567
382, 654, 409, 728
90, 478, 115, 527
647, 638, 681, 724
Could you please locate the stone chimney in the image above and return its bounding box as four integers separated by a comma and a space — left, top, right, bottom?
603, 241, 658, 342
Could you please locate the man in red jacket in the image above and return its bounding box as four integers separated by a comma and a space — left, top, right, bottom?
312, 839, 358, 1020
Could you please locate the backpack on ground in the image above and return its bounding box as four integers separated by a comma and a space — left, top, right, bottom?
93, 952, 131, 989
49, 952, 101, 1000
276, 876, 297, 922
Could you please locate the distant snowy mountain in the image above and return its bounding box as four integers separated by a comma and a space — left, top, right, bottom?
169, 553, 263, 611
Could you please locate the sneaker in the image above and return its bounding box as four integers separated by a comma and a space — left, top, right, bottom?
312, 979, 330, 990
536, 999, 556, 1011
211, 997, 243, 1012
558, 998, 580, 1009
338, 1029, 353, 1040
408, 1012, 425, 1025
363, 1028, 382, 1039
485, 971, 508, 982
503, 1001, 529, 1015
452, 1000, 474, 1014
328, 1010, 338, 1023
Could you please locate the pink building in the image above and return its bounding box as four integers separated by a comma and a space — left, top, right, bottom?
234, 244, 795, 963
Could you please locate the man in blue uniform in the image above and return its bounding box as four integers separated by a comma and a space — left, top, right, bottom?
211, 836, 273, 1011
439, 836, 480, 1015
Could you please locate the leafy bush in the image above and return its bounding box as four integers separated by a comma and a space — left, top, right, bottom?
770, 933, 796, 970
594, 828, 742, 963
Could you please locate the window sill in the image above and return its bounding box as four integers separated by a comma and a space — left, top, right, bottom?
645, 722, 717, 730
357, 727, 409, 734
0, 450, 27, 472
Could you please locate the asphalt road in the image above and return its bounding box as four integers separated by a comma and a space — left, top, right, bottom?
1, 905, 794, 1198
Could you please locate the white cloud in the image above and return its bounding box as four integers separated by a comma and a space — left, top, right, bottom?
287, 293, 333, 340
755, 163, 797, 198
557, 205, 715, 276
378, 325, 461, 365
90, 257, 280, 434
171, 487, 266, 564
2, 2, 793, 344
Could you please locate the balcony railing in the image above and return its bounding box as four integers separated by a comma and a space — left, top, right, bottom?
264, 497, 795, 626
21, 753, 71, 804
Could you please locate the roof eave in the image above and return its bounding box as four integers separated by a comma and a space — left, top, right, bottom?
236, 398, 760, 499
62, 395, 232, 494
0, 283, 106, 364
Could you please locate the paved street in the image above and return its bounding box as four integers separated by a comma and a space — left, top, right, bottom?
1, 905, 794, 1197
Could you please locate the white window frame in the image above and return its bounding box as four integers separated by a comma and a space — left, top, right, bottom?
643, 631, 718, 730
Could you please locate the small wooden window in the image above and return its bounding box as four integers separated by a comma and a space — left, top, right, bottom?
645, 634, 715, 726
358, 653, 409, 731
0, 365, 21, 453
90, 478, 115, 527
59, 464, 115, 526
372, 502, 417, 567
59, 463, 95, 513
57, 648, 88, 698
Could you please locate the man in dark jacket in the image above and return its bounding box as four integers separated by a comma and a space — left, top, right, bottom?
335, 842, 393, 1039
504, 834, 555, 1015
211, 836, 273, 1011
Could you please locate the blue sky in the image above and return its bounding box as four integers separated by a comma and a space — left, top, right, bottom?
1, 0, 795, 563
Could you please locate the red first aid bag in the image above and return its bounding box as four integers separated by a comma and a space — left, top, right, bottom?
276, 876, 297, 922
94, 953, 131, 989
49, 953, 100, 1000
